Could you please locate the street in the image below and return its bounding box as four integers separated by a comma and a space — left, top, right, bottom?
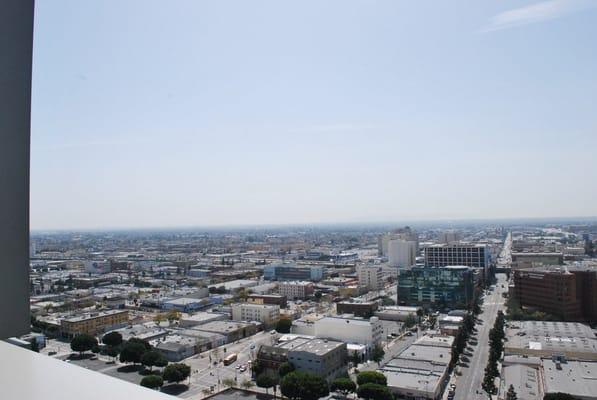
453, 273, 507, 400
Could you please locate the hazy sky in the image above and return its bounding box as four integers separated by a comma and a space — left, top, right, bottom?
31, 1, 597, 229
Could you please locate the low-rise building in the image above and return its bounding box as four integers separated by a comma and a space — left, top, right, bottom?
231, 303, 280, 327
194, 321, 259, 343
61, 310, 129, 337
179, 312, 228, 328
256, 337, 347, 382
278, 281, 314, 300
313, 316, 383, 356
356, 265, 384, 291
247, 294, 287, 308
336, 301, 378, 318
505, 321, 597, 361
382, 335, 452, 400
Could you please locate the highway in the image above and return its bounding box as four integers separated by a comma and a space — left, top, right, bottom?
453, 273, 507, 400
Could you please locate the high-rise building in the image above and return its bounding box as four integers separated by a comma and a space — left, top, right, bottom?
438, 230, 461, 244
378, 227, 418, 256
388, 239, 417, 268
356, 265, 384, 291
424, 243, 490, 278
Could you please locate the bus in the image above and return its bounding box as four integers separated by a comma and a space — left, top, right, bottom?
223, 353, 237, 366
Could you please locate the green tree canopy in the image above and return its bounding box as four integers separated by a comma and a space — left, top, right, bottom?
370, 345, 385, 364
119, 341, 147, 364
357, 371, 387, 386
70, 334, 98, 356
140, 375, 164, 390
128, 337, 152, 350
280, 371, 329, 400
256, 373, 278, 395
276, 317, 292, 333
162, 363, 191, 384
506, 384, 518, 400
101, 331, 123, 347
141, 350, 168, 371
330, 377, 356, 395
278, 362, 295, 378
357, 383, 393, 400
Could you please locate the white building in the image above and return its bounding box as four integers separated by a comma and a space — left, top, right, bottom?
356, 265, 384, 291
84, 260, 111, 274
388, 240, 417, 268
438, 230, 461, 244
231, 303, 280, 327
279, 281, 314, 300
314, 316, 383, 355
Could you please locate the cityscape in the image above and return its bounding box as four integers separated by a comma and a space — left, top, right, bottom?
2, 1, 597, 400
12, 219, 596, 400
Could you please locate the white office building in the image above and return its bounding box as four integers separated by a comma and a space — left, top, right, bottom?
388, 239, 417, 268
314, 316, 383, 355
231, 303, 280, 327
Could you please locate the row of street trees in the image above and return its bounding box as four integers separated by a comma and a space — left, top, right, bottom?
69, 331, 190, 391
482, 310, 505, 395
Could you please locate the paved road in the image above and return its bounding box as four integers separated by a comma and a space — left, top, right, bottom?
181, 330, 277, 399
454, 274, 507, 400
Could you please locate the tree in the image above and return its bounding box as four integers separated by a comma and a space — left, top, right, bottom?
141, 350, 168, 371
128, 337, 152, 350
351, 351, 361, 366
278, 362, 295, 378
102, 331, 123, 347
166, 310, 181, 325
276, 317, 292, 333
357, 383, 393, 400
330, 377, 356, 396
506, 384, 518, 400
241, 379, 255, 390
154, 313, 166, 326
140, 375, 164, 390
162, 363, 191, 384
356, 371, 387, 386
222, 378, 235, 388
416, 308, 424, 323
106, 345, 119, 360
256, 373, 278, 395
404, 314, 417, 328
120, 342, 147, 364
370, 345, 385, 364
280, 371, 329, 400
70, 334, 98, 357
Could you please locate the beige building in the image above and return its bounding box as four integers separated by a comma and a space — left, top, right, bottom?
61, 310, 129, 337
357, 265, 384, 291
278, 281, 314, 300
231, 303, 280, 327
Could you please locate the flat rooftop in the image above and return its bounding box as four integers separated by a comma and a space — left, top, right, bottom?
543, 359, 597, 399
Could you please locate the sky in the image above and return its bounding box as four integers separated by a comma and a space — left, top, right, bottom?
30, 0, 597, 230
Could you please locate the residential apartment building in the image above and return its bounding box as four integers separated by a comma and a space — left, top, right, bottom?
356, 265, 384, 291
60, 309, 129, 337
231, 303, 280, 327
378, 227, 418, 256
397, 266, 474, 309
263, 263, 324, 281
